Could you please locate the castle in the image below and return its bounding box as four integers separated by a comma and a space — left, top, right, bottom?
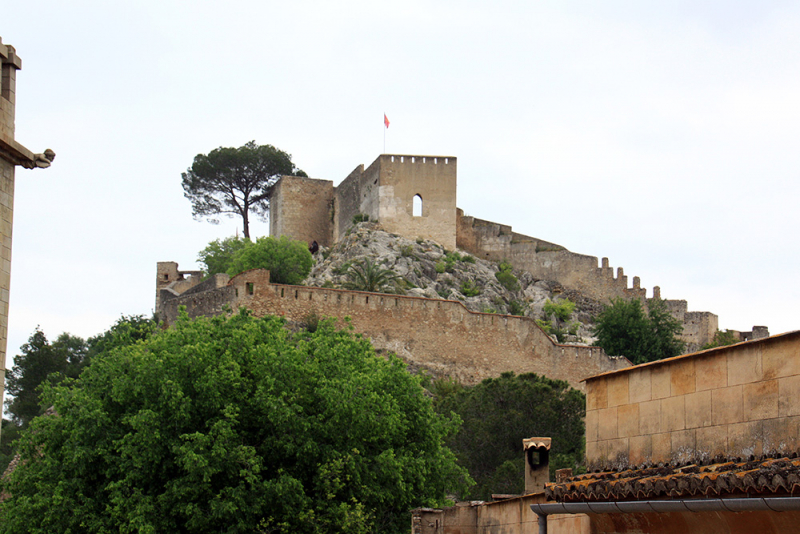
157, 154, 766, 390
268, 153, 767, 350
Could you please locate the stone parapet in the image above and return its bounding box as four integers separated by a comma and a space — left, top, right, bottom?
158, 266, 631, 390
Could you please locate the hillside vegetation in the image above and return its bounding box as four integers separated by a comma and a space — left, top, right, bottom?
304, 222, 602, 344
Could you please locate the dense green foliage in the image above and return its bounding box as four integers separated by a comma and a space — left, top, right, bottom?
181, 141, 307, 238
342, 258, 398, 293
592, 298, 684, 364
4, 329, 89, 427
434, 372, 585, 500
1, 316, 158, 472
222, 235, 313, 285
0, 311, 469, 534
701, 329, 739, 350
197, 236, 249, 277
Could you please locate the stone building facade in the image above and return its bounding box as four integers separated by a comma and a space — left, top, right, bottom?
271, 154, 458, 251
156, 264, 630, 391
269, 154, 760, 350
0, 37, 54, 442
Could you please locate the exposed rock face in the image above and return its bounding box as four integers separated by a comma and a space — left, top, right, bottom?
304, 222, 600, 344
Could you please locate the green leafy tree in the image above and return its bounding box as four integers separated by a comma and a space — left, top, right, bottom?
435, 372, 585, 500
592, 298, 684, 364
701, 329, 739, 350
226, 235, 313, 285
1, 316, 158, 473
197, 236, 249, 276
3, 329, 88, 427
342, 258, 398, 293
0, 311, 470, 533
182, 141, 307, 239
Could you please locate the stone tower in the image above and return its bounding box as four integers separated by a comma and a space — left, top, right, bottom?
270, 154, 457, 251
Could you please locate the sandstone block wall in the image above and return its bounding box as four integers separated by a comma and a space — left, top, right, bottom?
456, 209, 646, 304
374, 155, 457, 251
272, 154, 458, 252
584, 330, 800, 470
412, 495, 589, 534
270, 175, 334, 247
159, 268, 630, 390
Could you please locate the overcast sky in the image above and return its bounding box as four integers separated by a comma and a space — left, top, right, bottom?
2, 1, 798, 362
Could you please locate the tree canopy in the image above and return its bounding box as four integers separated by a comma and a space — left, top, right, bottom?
0, 311, 469, 534
1, 316, 158, 472
591, 298, 684, 364
182, 141, 307, 239
433, 372, 585, 500
197, 235, 313, 285
4, 328, 88, 427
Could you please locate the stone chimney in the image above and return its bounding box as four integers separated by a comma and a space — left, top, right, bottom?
523, 437, 551, 494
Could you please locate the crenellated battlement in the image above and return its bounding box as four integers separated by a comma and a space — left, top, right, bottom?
269, 153, 762, 351
157, 265, 630, 390
382, 154, 454, 166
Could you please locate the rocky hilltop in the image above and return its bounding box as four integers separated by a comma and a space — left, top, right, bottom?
304, 222, 603, 344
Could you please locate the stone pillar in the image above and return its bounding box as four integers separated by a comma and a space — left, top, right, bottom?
0, 38, 52, 442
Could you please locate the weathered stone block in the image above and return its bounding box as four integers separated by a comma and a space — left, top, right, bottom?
743, 379, 779, 421
695, 353, 728, 391
606, 374, 629, 407
727, 344, 762, 386
651, 364, 671, 399
712, 385, 744, 426
696, 425, 728, 458
661, 394, 686, 432
598, 407, 618, 441
617, 403, 640, 438
685, 390, 712, 429
639, 399, 662, 435
628, 368, 652, 404
670, 359, 696, 396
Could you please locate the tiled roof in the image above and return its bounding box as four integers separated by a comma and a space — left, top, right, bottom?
547, 457, 800, 502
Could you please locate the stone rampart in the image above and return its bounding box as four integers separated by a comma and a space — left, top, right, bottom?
159, 267, 630, 390
457, 209, 646, 303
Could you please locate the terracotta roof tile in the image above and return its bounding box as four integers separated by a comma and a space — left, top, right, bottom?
547, 457, 800, 502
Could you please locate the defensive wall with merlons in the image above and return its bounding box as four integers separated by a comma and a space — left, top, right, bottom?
156, 263, 631, 391
268, 154, 767, 350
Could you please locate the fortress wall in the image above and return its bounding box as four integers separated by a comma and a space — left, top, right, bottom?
270, 176, 334, 247
376, 155, 457, 251
333, 161, 380, 242
456, 211, 647, 302
160, 269, 630, 390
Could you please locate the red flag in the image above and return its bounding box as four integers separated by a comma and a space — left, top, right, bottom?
384, 114, 390, 128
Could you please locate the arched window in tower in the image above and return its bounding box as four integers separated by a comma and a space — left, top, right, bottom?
413, 194, 423, 217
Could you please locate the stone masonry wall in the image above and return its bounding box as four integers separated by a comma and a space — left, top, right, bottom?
584, 330, 800, 470
270, 175, 334, 248
412, 495, 589, 534
159, 268, 630, 390
375, 155, 457, 251
457, 209, 646, 304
